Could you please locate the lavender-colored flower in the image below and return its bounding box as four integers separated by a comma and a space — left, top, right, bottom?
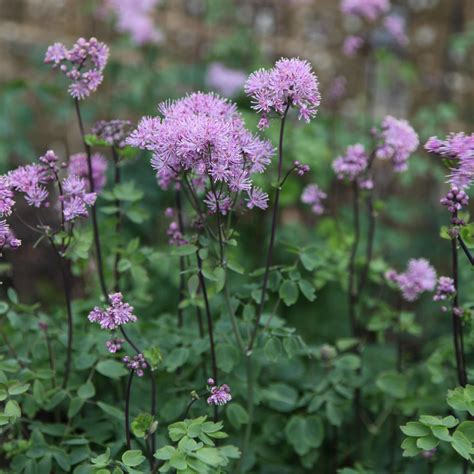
341, 0, 390, 21
44, 37, 109, 100
293, 161, 310, 176
25, 186, 49, 208
166, 221, 188, 246
433, 276, 455, 306
425, 133, 474, 189
206, 379, 232, 406
61, 175, 96, 222
0, 220, 21, 250
127, 92, 274, 214
332, 144, 369, 182
440, 186, 468, 215
386, 258, 436, 302
0, 177, 15, 216
101, 0, 163, 46
206, 62, 247, 98
39, 150, 60, 170
7, 164, 51, 194
301, 184, 327, 215
123, 353, 147, 377
245, 58, 321, 129
342, 35, 365, 57
88, 292, 138, 330
106, 337, 125, 353
376, 116, 419, 172
246, 187, 269, 210
91, 119, 132, 149
69, 152, 107, 192
384, 14, 408, 46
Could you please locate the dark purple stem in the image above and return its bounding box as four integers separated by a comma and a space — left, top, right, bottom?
176, 190, 185, 328
247, 103, 290, 353
112, 147, 122, 292
125, 371, 134, 449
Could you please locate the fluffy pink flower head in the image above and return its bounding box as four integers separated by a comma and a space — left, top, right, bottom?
245, 58, 321, 129
127, 92, 274, 215
0, 220, 21, 250
92, 119, 132, 149
425, 133, 474, 189
246, 187, 269, 210
206, 378, 232, 406
7, 164, 51, 209
206, 63, 247, 98
343, 36, 364, 57
386, 258, 436, 302
88, 292, 137, 330
433, 276, 455, 306
384, 14, 408, 46
0, 177, 15, 217
44, 37, 109, 100
102, 0, 163, 46
341, 0, 390, 22
332, 144, 369, 182
301, 184, 327, 215
69, 152, 107, 192
61, 175, 97, 222
376, 116, 419, 172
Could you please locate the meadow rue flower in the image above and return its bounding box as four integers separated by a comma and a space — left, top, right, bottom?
123, 353, 147, 376
332, 143, 369, 183
0, 177, 15, 216
88, 292, 138, 330
245, 187, 269, 210
166, 221, 188, 246
433, 277, 456, 308
206, 379, 232, 406
69, 152, 108, 192
375, 116, 419, 172
425, 133, 474, 189
293, 161, 310, 176
61, 175, 97, 222
206, 62, 247, 98
127, 92, 274, 214
44, 37, 109, 100
106, 337, 125, 353
440, 186, 468, 215
342, 35, 365, 57
101, 0, 163, 46
245, 57, 321, 129
386, 258, 436, 302
340, 0, 390, 22
301, 184, 327, 215
384, 14, 408, 46
7, 164, 51, 209
0, 220, 21, 250
92, 119, 132, 149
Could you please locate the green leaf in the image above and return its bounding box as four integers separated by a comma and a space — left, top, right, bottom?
401, 437, 420, 457
193, 447, 222, 467
169, 450, 187, 470
299, 252, 318, 271
5, 399, 21, 418
430, 425, 451, 442
264, 337, 283, 362
77, 382, 95, 400
298, 279, 316, 301
122, 450, 146, 467
143, 346, 163, 371
456, 421, 474, 442
400, 422, 431, 437
165, 347, 190, 372
215, 344, 239, 373
7, 382, 30, 396
113, 182, 144, 202
452, 430, 472, 460
97, 402, 125, 421
96, 360, 128, 379
132, 413, 155, 438
376, 372, 407, 399
263, 383, 298, 412
188, 275, 200, 298
279, 280, 299, 306
285, 415, 323, 456
67, 397, 84, 418
416, 435, 439, 451
226, 403, 249, 430
171, 245, 198, 257
154, 446, 176, 461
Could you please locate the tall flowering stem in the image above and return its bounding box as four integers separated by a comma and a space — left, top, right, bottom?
248, 103, 290, 353
175, 190, 186, 328
124, 371, 134, 449
348, 182, 361, 339
112, 147, 122, 292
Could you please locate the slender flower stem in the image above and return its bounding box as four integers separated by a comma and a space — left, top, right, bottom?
42, 328, 57, 387
348, 182, 361, 338
196, 252, 218, 420
74, 98, 108, 298
248, 104, 290, 354
451, 230, 467, 386
112, 147, 122, 292
357, 192, 375, 296
176, 190, 185, 328
124, 371, 134, 449
395, 299, 403, 373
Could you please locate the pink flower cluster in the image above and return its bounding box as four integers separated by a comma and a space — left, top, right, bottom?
301, 184, 326, 215
384, 14, 408, 46
123, 353, 147, 376
102, 0, 163, 46
88, 292, 138, 330
245, 58, 321, 129
433, 276, 455, 311
165, 208, 188, 246
7, 164, 51, 208
61, 175, 97, 222
425, 133, 474, 189
206, 62, 247, 98
341, 0, 390, 22
376, 116, 419, 172
69, 153, 107, 192
106, 337, 125, 353
332, 144, 369, 184
127, 92, 274, 214
44, 37, 109, 100
385, 258, 436, 302
0, 220, 21, 250
440, 187, 468, 215
343, 36, 364, 57
206, 378, 232, 406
